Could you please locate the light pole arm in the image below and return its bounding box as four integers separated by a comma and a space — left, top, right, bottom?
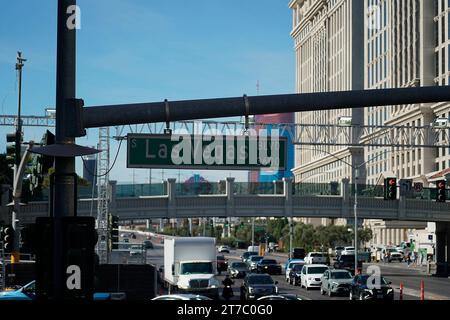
12, 142, 35, 199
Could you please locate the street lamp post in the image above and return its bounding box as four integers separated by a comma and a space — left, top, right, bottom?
251, 217, 255, 247
354, 168, 358, 275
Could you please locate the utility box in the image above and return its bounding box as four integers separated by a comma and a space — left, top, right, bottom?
427, 261, 437, 275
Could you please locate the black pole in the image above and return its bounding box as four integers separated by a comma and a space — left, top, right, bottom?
15, 52, 25, 167
53, 0, 76, 299
82, 86, 450, 128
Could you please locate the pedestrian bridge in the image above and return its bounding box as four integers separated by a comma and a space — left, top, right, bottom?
2, 178, 450, 224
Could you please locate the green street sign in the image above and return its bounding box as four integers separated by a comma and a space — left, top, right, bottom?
254, 226, 265, 232
127, 134, 287, 170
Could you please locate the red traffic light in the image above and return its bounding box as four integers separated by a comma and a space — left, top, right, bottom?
438, 182, 446, 189
389, 179, 396, 186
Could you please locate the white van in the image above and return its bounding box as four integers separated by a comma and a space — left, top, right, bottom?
248, 246, 259, 253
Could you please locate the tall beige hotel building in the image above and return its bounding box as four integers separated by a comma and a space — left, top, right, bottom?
289, 0, 450, 247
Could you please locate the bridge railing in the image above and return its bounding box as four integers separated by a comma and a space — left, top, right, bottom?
17, 180, 450, 203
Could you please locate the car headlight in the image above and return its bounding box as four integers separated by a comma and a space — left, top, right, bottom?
364, 289, 373, 295
308, 277, 314, 281
264, 266, 268, 269
331, 282, 339, 287
248, 287, 254, 293
387, 288, 393, 294
178, 283, 190, 290
210, 279, 220, 287
275, 287, 279, 294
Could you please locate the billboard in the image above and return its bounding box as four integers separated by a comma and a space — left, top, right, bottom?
248, 113, 295, 183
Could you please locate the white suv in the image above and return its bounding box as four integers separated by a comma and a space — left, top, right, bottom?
304, 252, 328, 265
300, 264, 329, 290
341, 247, 355, 255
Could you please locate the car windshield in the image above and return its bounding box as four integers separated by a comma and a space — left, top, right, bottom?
180, 262, 213, 275
360, 275, 389, 285
335, 247, 344, 250
261, 259, 277, 265
331, 271, 352, 279
292, 264, 304, 271
21, 281, 35, 292
345, 247, 355, 250
310, 253, 324, 257
217, 256, 225, 260
247, 275, 274, 285
231, 262, 247, 268
250, 256, 263, 262
288, 262, 303, 268
244, 252, 258, 258
131, 245, 141, 250
307, 267, 328, 274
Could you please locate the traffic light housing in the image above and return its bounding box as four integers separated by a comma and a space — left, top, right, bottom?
436, 180, 446, 202
110, 215, 119, 250
1, 224, 15, 253
384, 178, 397, 200
20, 224, 36, 254
29, 130, 55, 195
6, 132, 22, 168
38, 130, 55, 175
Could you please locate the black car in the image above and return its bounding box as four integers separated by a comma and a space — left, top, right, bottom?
333, 255, 362, 275
256, 259, 282, 275
288, 263, 305, 286
349, 274, 394, 300
228, 262, 248, 279
292, 248, 306, 260
240, 274, 278, 300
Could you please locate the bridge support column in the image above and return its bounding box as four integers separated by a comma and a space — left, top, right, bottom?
398, 194, 406, 219
226, 178, 234, 236
167, 179, 176, 220
283, 178, 293, 217
341, 178, 350, 219
435, 222, 450, 276
109, 180, 117, 216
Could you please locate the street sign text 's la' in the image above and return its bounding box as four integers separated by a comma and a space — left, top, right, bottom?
127, 134, 287, 171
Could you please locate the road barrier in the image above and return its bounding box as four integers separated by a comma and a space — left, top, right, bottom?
420, 280, 425, 300
399, 282, 404, 300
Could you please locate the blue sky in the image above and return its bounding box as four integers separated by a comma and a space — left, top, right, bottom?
0, 0, 295, 183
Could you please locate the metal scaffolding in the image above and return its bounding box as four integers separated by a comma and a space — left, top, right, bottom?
0, 115, 55, 127
96, 127, 110, 264
1, 115, 448, 148
112, 120, 450, 148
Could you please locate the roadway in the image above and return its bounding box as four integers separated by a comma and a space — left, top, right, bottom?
112, 231, 450, 300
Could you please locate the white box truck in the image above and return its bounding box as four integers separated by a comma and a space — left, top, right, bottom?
164, 237, 220, 298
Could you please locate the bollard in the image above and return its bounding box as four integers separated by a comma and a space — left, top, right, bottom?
399, 282, 404, 301
420, 280, 424, 301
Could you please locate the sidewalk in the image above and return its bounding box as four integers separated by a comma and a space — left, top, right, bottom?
370, 261, 427, 273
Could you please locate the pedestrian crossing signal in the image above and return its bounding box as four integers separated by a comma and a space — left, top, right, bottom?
384, 178, 397, 200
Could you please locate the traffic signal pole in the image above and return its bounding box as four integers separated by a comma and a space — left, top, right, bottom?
11, 52, 26, 263
81, 86, 450, 129
52, 0, 77, 299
